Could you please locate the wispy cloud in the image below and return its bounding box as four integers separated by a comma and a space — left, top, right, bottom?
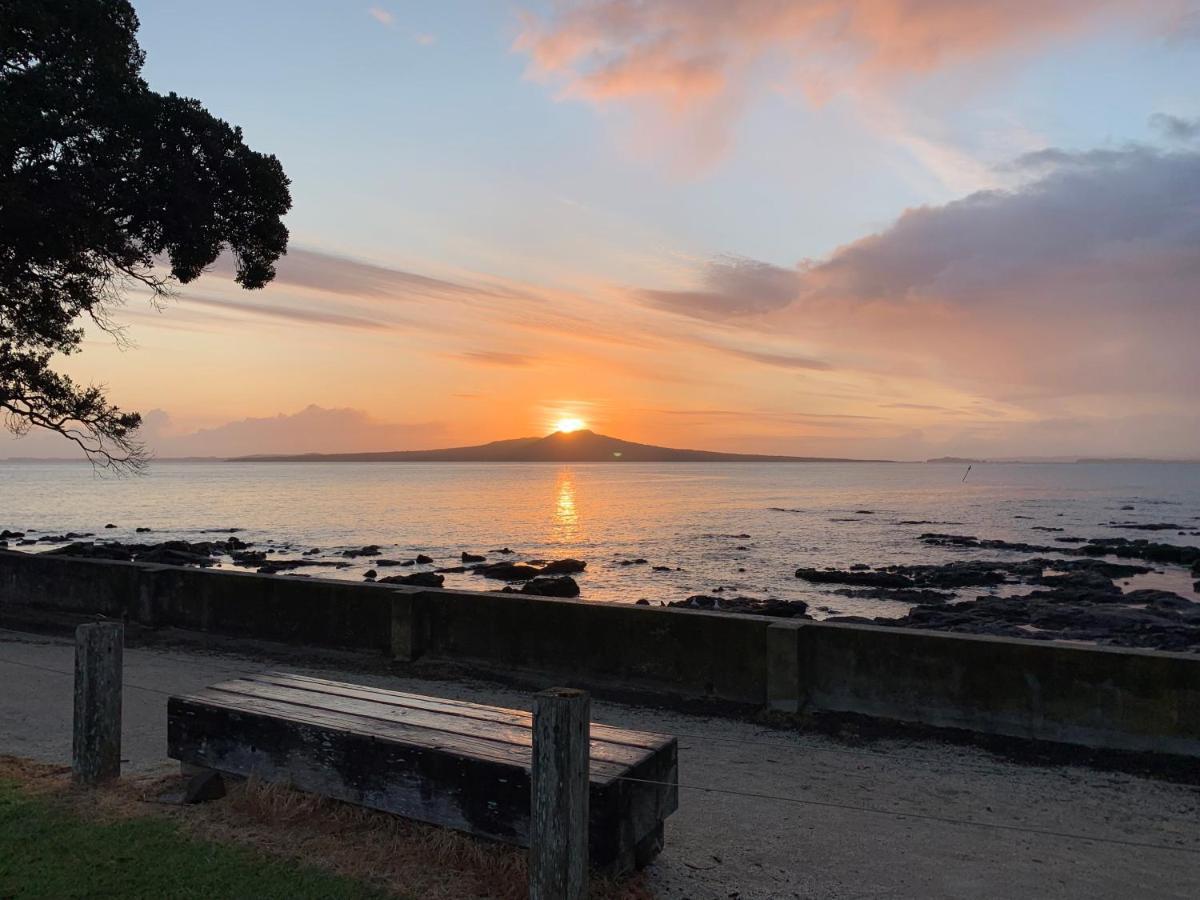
178, 293, 392, 331
639, 256, 800, 320
5, 405, 449, 458
651, 407, 879, 422
207, 247, 525, 303
449, 350, 539, 367
367, 6, 394, 27
1149, 111, 1200, 141
512, 0, 1164, 170
714, 346, 832, 371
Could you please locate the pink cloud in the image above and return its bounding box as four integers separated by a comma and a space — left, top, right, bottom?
368, 6, 394, 27
514, 1, 1172, 169
148, 405, 447, 457
641, 145, 1200, 413
2, 406, 449, 458
517, 1, 1144, 97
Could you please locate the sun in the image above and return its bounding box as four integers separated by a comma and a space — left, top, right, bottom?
554, 416, 586, 433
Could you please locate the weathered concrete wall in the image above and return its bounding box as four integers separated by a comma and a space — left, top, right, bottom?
3, 549, 1199, 756
792, 621, 1200, 756
0, 548, 142, 618
412, 589, 772, 704
0, 551, 393, 653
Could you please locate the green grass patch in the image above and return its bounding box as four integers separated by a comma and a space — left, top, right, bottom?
0, 779, 394, 899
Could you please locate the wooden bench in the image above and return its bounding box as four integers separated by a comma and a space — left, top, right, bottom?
166, 672, 678, 871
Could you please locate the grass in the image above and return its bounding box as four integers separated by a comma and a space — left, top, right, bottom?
0, 777, 393, 900
0, 758, 654, 900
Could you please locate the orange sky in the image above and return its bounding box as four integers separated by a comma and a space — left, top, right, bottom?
6, 0, 1200, 461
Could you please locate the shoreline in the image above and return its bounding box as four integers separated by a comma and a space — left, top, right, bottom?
3, 519, 1198, 653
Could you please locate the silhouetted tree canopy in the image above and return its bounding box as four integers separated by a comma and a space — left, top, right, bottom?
1, 0, 291, 470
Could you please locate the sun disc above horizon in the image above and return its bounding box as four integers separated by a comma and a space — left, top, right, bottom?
554, 416, 587, 433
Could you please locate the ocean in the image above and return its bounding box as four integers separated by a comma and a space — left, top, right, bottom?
3, 460, 1199, 618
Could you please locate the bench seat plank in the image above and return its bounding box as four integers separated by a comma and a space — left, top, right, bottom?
208, 678, 653, 768
167, 673, 678, 870
239, 672, 671, 750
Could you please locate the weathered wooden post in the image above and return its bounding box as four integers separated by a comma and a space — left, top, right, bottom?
530, 687, 590, 900
73, 621, 123, 784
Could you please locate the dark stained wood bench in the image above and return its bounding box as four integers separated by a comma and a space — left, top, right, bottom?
167, 672, 678, 871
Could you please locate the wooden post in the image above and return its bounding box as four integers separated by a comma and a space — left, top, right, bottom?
73, 622, 123, 784
530, 687, 590, 900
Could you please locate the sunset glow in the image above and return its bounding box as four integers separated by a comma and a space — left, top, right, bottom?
554, 417, 587, 434
5, 1, 1199, 463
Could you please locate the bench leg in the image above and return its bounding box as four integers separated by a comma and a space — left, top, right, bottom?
634, 822, 665, 869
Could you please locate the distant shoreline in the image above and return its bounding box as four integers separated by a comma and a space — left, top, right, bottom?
4, 456, 1199, 465
224, 429, 891, 464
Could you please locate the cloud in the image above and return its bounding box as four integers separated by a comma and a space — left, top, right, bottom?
148, 405, 446, 457
207, 247, 522, 304
171, 246, 544, 341
414, 33, 436, 46
368, 6, 394, 27
651, 407, 879, 421
178, 293, 391, 331
639, 256, 800, 319
799, 146, 1200, 317
882, 402, 959, 412
2, 405, 450, 458
715, 347, 832, 371
1165, 7, 1200, 42
450, 350, 539, 367
513, 1, 1162, 167
1149, 112, 1200, 141
635, 144, 1200, 417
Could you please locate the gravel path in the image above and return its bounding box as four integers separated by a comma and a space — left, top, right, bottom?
1, 628, 1197, 899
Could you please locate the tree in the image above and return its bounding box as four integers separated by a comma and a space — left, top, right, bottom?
0, 0, 291, 470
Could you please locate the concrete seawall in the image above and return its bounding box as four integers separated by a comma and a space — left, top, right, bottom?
3, 549, 1197, 757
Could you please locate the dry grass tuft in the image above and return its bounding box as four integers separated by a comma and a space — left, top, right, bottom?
0, 755, 70, 795
0, 757, 654, 899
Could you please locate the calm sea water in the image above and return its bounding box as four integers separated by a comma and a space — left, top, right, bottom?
3, 461, 1199, 618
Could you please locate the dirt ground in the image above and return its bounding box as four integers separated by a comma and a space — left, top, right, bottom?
2, 626, 1198, 899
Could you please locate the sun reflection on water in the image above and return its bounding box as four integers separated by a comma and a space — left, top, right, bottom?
554, 468, 580, 541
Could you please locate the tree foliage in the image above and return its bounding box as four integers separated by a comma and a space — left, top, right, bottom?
0, 0, 291, 470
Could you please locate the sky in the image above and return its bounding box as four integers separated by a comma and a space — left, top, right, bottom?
11, 0, 1200, 460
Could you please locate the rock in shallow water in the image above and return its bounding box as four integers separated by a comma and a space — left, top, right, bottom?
513, 576, 580, 597
873, 583, 1200, 652
378, 571, 444, 587
342, 545, 381, 558
471, 562, 543, 581
795, 567, 911, 588
539, 558, 586, 575
920, 532, 1200, 567
668, 595, 810, 618
469, 559, 587, 581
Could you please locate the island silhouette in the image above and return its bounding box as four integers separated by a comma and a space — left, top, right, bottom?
230, 429, 888, 463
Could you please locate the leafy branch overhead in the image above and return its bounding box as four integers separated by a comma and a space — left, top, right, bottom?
0, 0, 291, 471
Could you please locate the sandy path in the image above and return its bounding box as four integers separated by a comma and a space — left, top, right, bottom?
1, 628, 1196, 899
